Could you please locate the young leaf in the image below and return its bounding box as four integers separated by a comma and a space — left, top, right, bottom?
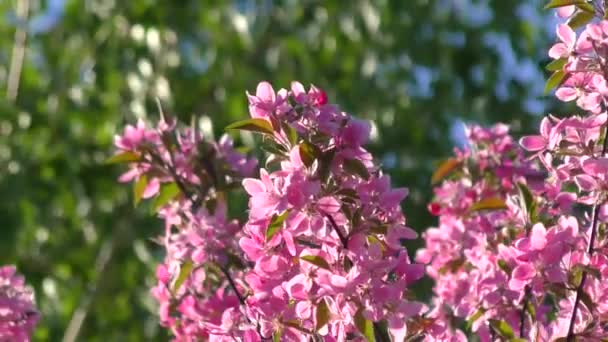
343, 158, 370, 180
152, 182, 181, 212
282, 121, 298, 145
301, 255, 331, 270
354, 308, 376, 342
497, 260, 513, 275
133, 175, 148, 206
545, 57, 567, 71
567, 10, 594, 29
172, 260, 193, 294
544, 0, 588, 9
106, 151, 141, 164
576, 2, 595, 12
470, 197, 508, 212
544, 70, 566, 94
266, 210, 290, 241
431, 158, 460, 184
299, 141, 321, 167
225, 118, 274, 135
465, 308, 486, 330
315, 299, 330, 331
517, 182, 537, 223
489, 319, 515, 339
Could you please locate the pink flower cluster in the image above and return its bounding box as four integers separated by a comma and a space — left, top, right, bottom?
113, 82, 424, 341
417, 124, 541, 341
239, 82, 423, 341
112, 117, 259, 340
419, 6, 608, 341
0, 265, 39, 341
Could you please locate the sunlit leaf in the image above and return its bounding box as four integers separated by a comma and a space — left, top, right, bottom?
133, 175, 148, 206
431, 158, 460, 184
489, 319, 515, 339
544, 70, 566, 94
172, 260, 193, 294
316, 298, 330, 331
266, 210, 290, 241
301, 255, 331, 270
105, 151, 141, 164
544, 0, 589, 9
470, 197, 508, 212
568, 10, 594, 29
545, 57, 567, 71
343, 158, 370, 180
299, 141, 321, 167
354, 308, 376, 341
152, 182, 181, 212
225, 118, 274, 135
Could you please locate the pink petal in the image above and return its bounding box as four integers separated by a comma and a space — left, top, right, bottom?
143, 178, 160, 199
555, 87, 577, 102
556, 24, 575, 49
255, 81, 276, 103
556, 5, 575, 18
519, 135, 547, 152
530, 223, 547, 250
575, 174, 598, 191
242, 178, 266, 196
582, 157, 608, 176
512, 263, 536, 281
548, 43, 568, 59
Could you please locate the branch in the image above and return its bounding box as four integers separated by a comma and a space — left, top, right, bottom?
323, 212, 348, 248
6, 0, 29, 102
565, 124, 608, 341
62, 238, 115, 342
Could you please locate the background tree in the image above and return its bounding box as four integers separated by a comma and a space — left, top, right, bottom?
0, 0, 559, 340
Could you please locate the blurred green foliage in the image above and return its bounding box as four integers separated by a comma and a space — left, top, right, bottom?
0, 0, 558, 340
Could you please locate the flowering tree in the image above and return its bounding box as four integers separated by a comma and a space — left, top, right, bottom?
418, 2, 608, 341
111, 82, 425, 341
0, 265, 39, 341
106, 1, 608, 341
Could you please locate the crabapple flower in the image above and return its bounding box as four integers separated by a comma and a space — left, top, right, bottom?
0, 266, 39, 341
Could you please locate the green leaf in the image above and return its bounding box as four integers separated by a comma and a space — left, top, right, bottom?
225, 118, 274, 135
133, 175, 148, 206
315, 298, 330, 331
544, 70, 566, 94
318, 149, 336, 182
152, 182, 181, 212
272, 330, 281, 342
516, 182, 537, 223
489, 319, 515, 339
299, 141, 321, 167
577, 3, 595, 13
431, 158, 460, 184
261, 138, 288, 156
546, 57, 567, 71
354, 308, 376, 342
470, 197, 508, 212
282, 122, 298, 145
343, 158, 370, 180
568, 9, 594, 28
526, 300, 536, 319
510, 339, 528, 342
106, 151, 141, 164
544, 0, 588, 9
266, 210, 289, 241
301, 255, 331, 270
172, 260, 193, 294
465, 308, 486, 330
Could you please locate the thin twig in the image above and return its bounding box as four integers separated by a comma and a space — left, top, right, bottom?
565, 124, 608, 341
6, 0, 29, 102
62, 239, 114, 342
